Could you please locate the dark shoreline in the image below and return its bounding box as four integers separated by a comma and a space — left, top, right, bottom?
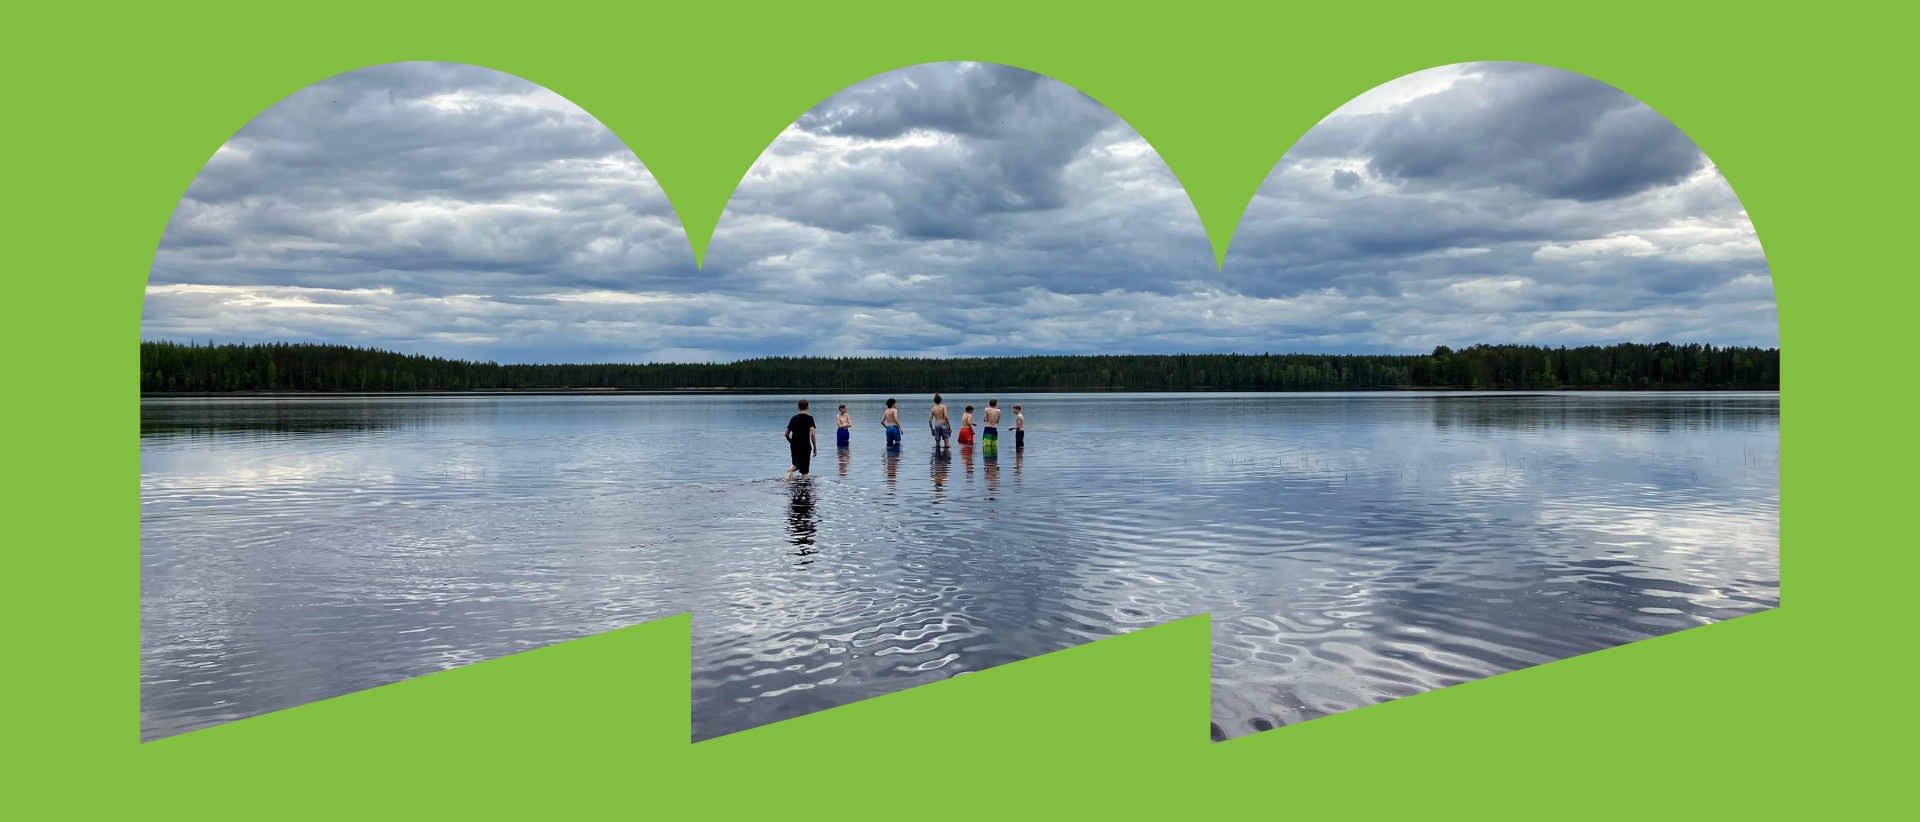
140, 385, 1782, 398
142, 341, 1780, 394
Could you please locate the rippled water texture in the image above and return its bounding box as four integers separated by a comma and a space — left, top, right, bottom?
141, 392, 1780, 741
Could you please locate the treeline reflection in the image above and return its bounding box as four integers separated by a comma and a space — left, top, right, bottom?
1427, 394, 1778, 433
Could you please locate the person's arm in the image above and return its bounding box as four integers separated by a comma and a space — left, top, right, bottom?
785, 425, 793, 444
809, 426, 817, 455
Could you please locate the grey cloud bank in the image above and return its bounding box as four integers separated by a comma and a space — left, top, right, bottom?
143, 60, 1776, 363
1225, 62, 1774, 352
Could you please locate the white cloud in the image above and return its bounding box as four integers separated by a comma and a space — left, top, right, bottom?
1534, 235, 1661, 261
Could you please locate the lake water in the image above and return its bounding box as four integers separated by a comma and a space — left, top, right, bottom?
140, 391, 1780, 742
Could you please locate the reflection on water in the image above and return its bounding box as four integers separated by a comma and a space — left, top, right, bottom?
788, 482, 819, 565
140, 392, 1779, 742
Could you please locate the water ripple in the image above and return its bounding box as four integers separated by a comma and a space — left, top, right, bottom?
140, 392, 1779, 742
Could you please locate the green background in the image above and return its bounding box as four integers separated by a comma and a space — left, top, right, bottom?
3, 0, 1906, 817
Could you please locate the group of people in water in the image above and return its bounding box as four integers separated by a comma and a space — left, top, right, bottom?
784, 394, 1025, 480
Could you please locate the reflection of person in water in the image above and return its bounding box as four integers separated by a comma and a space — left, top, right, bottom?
883, 445, 900, 489
787, 481, 818, 562
983, 447, 1000, 502
929, 446, 950, 500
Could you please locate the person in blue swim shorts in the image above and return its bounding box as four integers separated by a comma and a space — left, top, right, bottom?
881, 398, 902, 447
835, 404, 852, 448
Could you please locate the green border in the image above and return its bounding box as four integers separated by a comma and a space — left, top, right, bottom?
4, 0, 1906, 817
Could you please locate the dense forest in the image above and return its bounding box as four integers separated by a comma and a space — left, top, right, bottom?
140, 341, 1779, 393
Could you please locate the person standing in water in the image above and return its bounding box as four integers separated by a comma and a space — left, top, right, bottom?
928, 394, 952, 449
881, 398, 902, 447
982, 399, 1001, 455
784, 399, 817, 480
1012, 404, 1025, 449
835, 404, 852, 449
958, 405, 976, 445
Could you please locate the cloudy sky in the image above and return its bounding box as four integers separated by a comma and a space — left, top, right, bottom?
143, 61, 1776, 363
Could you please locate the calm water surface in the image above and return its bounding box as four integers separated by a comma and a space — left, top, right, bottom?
141, 392, 1780, 742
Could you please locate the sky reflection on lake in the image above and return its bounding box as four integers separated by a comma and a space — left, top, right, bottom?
140, 392, 1779, 742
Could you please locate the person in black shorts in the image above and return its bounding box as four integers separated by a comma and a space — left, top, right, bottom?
784, 399, 817, 480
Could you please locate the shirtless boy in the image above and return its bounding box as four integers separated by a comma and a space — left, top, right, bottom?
1012, 404, 1025, 449
881, 398, 902, 447
958, 405, 977, 445
835, 404, 852, 449
928, 394, 952, 448
982, 399, 1001, 446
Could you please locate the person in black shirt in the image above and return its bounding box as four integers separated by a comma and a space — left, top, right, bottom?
784, 399, 817, 480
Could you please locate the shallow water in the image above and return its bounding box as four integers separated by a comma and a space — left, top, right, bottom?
140, 391, 1780, 742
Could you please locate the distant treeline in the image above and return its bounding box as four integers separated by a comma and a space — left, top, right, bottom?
140, 340, 1780, 393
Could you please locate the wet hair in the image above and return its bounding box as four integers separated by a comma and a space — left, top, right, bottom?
798, 399, 809, 410
933, 393, 942, 404
838, 404, 847, 410
886, 398, 896, 407
988, 399, 997, 407
1013, 404, 1022, 410
965, 405, 974, 412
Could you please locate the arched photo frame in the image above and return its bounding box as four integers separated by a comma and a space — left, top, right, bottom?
7, 2, 1899, 818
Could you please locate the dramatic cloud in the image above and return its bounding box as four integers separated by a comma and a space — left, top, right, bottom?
143, 60, 1777, 362
1225, 62, 1776, 352
145, 62, 701, 362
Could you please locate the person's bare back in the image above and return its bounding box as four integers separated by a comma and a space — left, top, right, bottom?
929, 394, 951, 445
983, 405, 1001, 426
882, 398, 903, 447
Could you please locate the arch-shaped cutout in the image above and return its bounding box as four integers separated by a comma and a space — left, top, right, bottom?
139, 61, 706, 742
1202, 61, 1778, 738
